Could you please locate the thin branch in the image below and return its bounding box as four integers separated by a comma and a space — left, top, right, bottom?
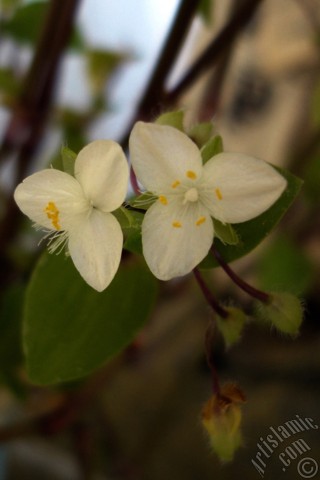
166, 0, 264, 104
0, 0, 80, 282
1, 0, 80, 159
135, 0, 202, 119
121, 0, 201, 146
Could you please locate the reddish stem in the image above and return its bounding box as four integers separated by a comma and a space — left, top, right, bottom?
211, 245, 270, 303
193, 267, 228, 318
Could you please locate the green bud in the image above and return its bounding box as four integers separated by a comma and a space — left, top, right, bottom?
155, 110, 185, 131
60, 146, 77, 176
256, 292, 303, 335
127, 191, 157, 210
201, 135, 224, 164
216, 307, 246, 347
213, 219, 239, 246
188, 121, 214, 147
201, 384, 245, 462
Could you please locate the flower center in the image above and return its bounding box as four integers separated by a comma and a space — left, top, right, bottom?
183, 187, 199, 204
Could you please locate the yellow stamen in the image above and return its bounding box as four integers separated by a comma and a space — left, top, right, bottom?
196, 216, 206, 226
172, 221, 182, 228
44, 201, 61, 230
171, 180, 180, 188
215, 188, 223, 200
159, 195, 168, 205
186, 170, 197, 180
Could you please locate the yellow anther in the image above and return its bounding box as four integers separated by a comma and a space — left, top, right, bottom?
196, 216, 206, 226
44, 201, 61, 230
159, 195, 168, 205
171, 180, 180, 188
215, 188, 223, 200
172, 221, 182, 228
186, 170, 197, 180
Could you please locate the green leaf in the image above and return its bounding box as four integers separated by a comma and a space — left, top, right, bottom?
257, 235, 314, 295
123, 210, 144, 255
112, 207, 133, 229
2, 2, 84, 50
188, 122, 214, 148
200, 167, 303, 269
155, 110, 185, 131
201, 135, 223, 163
127, 192, 157, 210
24, 253, 157, 385
213, 219, 239, 245
61, 145, 76, 176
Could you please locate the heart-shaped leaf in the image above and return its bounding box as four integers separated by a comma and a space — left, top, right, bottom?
24, 253, 157, 385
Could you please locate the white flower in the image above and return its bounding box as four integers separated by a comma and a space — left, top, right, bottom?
129, 122, 287, 281
14, 140, 129, 291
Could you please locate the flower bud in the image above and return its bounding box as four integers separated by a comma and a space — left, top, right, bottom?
188, 122, 215, 147
255, 292, 303, 335
155, 110, 185, 131
201, 384, 245, 461
216, 307, 246, 347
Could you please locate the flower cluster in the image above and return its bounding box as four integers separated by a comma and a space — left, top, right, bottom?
14, 121, 287, 291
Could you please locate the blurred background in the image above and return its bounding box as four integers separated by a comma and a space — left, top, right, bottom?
0, 0, 319, 478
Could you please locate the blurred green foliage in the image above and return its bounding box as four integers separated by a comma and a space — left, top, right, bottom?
257, 235, 314, 295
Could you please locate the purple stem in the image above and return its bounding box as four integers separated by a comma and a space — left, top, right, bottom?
211, 245, 270, 304
193, 268, 228, 318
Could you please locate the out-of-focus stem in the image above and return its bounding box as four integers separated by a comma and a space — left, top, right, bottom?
0, 0, 80, 284
166, 0, 264, 103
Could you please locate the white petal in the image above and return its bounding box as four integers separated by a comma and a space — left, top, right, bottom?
68, 209, 123, 292
14, 169, 88, 231
129, 122, 203, 193
142, 200, 213, 280
202, 153, 287, 224
75, 140, 129, 212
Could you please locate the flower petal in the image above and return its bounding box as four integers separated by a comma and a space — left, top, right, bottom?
14, 169, 88, 231
129, 122, 203, 193
75, 140, 129, 212
68, 209, 123, 292
142, 200, 213, 280
202, 153, 287, 224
